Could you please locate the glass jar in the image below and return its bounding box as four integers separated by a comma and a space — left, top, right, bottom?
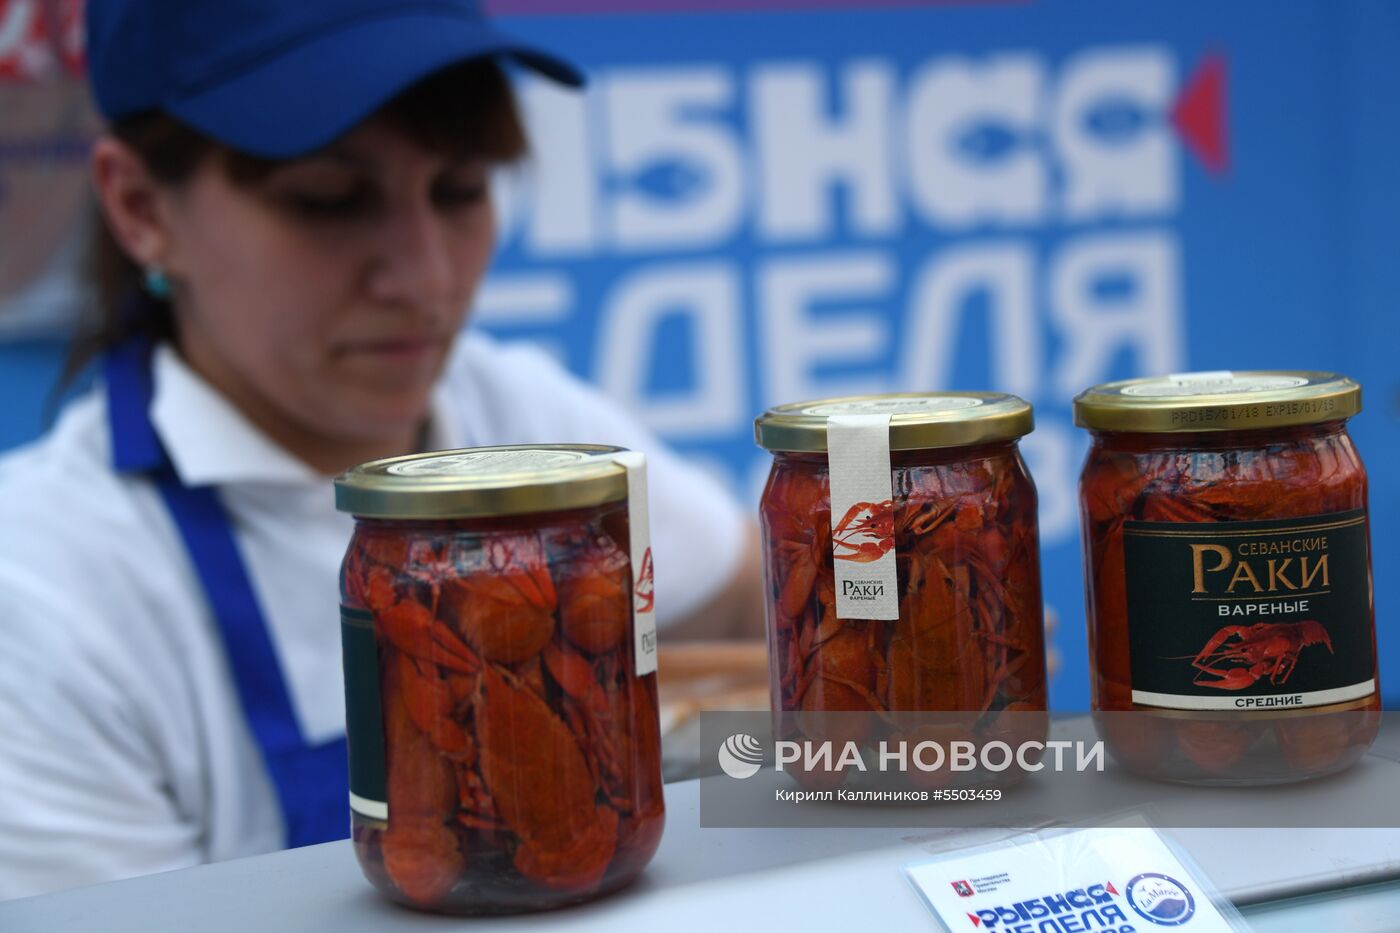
1075, 372, 1380, 785
335, 446, 664, 914
754, 394, 1049, 790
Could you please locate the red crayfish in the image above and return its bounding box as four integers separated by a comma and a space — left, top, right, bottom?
344, 511, 663, 913
1081, 423, 1380, 782
760, 445, 1048, 790
831, 499, 894, 563
1190, 621, 1333, 690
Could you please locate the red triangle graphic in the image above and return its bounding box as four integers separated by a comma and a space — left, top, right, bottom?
968, 914, 982, 927
1171, 52, 1229, 175
1107, 881, 1120, 897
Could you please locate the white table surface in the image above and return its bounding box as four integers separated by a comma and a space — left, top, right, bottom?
1, 772, 1398, 933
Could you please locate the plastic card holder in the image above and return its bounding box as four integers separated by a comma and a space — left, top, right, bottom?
903, 815, 1250, 932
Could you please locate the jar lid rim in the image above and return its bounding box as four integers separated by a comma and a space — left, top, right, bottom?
334, 444, 629, 519
754, 391, 1034, 452
1073, 371, 1360, 433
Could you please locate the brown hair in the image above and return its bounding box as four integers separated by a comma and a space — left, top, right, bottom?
68, 58, 527, 386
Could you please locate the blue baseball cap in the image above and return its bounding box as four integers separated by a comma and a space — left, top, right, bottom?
86, 0, 583, 158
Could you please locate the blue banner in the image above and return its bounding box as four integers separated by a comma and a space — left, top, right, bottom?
479, 0, 1400, 709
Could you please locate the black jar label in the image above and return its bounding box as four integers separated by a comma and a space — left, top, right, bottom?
1122, 509, 1374, 711
341, 606, 388, 822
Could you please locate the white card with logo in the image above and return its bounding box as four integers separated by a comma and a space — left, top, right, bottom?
826, 413, 900, 620
611, 451, 657, 676
905, 826, 1246, 932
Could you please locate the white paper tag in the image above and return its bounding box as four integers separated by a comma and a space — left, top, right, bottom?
826, 414, 899, 620
905, 826, 1244, 932
611, 451, 658, 676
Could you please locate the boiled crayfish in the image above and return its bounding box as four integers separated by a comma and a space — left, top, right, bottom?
760, 444, 1049, 791
1081, 424, 1380, 783
1191, 621, 1333, 690
343, 510, 664, 914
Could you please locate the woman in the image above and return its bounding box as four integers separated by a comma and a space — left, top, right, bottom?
0, 0, 762, 899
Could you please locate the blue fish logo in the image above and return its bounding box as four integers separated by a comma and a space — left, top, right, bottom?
627, 161, 708, 202
1083, 95, 1150, 143
955, 121, 1020, 163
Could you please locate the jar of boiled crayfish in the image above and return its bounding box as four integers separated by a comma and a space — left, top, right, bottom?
1075, 372, 1381, 786
335, 445, 664, 914
754, 394, 1049, 791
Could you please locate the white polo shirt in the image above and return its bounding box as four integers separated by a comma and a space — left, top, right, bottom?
0, 332, 746, 900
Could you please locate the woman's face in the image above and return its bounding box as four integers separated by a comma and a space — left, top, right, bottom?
159, 119, 495, 449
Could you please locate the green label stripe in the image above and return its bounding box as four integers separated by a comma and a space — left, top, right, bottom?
340, 606, 387, 818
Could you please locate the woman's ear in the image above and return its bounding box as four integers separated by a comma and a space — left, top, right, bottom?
91, 136, 172, 269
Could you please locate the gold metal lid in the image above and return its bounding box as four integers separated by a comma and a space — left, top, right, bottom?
1073, 371, 1361, 433
334, 445, 629, 519
754, 392, 1034, 453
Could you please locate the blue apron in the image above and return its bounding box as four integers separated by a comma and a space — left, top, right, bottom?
104, 338, 348, 848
